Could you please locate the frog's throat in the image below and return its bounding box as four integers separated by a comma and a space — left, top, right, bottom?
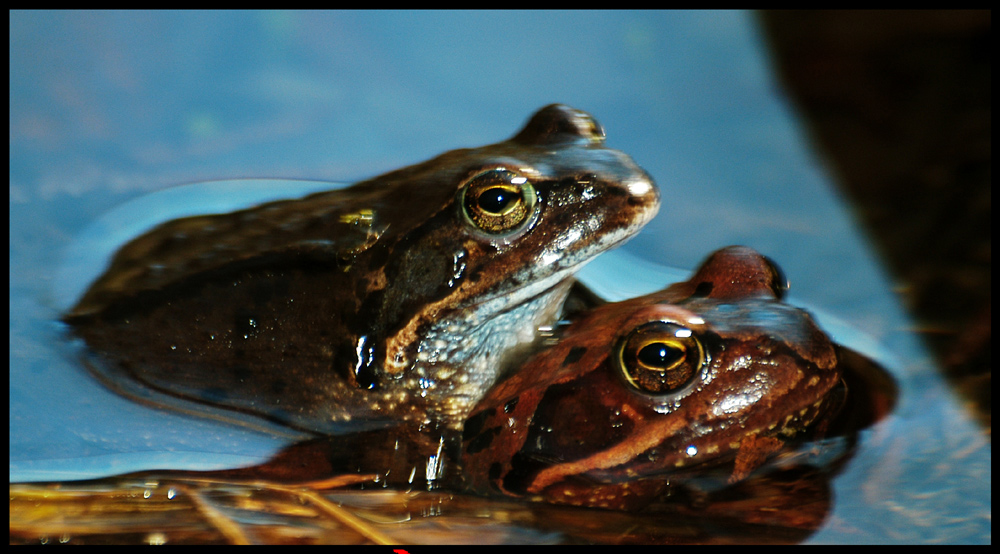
410, 279, 575, 427
381, 248, 595, 378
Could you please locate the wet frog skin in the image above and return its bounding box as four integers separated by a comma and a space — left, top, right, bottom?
462, 246, 843, 510
64, 104, 660, 433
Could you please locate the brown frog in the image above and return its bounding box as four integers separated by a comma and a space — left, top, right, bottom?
461, 246, 844, 510
64, 104, 660, 433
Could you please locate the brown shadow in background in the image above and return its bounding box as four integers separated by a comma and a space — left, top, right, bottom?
757, 10, 990, 430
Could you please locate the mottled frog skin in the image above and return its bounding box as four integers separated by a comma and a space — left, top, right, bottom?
65, 105, 660, 433
461, 246, 843, 509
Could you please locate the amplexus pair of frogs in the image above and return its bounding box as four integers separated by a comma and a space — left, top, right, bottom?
65, 105, 845, 511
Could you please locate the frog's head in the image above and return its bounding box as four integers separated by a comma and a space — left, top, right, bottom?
463, 246, 843, 509
348, 105, 659, 423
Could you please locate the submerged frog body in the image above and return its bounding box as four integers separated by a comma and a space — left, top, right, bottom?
461, 246, 844, 509
65, 105, 660, 433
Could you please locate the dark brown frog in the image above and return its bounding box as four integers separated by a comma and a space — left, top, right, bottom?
64, 104, 660, 433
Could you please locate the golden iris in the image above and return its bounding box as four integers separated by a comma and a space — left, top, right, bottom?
460, 169, 537, 235
615, 321, 705, 394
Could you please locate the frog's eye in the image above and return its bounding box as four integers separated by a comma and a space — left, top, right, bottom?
460, 169, 538, 235
614, 321, 705, 394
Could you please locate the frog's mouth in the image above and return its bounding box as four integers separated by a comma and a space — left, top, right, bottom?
474, 210, 657, 310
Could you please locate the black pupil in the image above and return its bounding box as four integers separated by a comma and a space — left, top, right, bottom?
478, 187, 518, 214
637, 343, 683, 368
